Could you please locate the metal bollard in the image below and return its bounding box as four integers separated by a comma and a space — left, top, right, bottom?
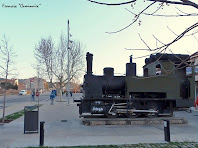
164, 120, 170, 142
40, 121, 45, 146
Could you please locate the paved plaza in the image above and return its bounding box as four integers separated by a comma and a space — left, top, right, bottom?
0, 93, 198, 148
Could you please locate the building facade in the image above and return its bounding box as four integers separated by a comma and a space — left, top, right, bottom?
24, 77, 46, 93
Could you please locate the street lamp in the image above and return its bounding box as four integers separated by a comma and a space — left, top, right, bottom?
67, 20, 71, 104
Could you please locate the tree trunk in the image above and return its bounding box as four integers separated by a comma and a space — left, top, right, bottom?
2, 78, 7, 123
59, 88, 63, 102
2, 89, 6, 123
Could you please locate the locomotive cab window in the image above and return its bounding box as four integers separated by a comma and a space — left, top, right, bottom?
156, 64, 161, 75
144, 68, 148, 77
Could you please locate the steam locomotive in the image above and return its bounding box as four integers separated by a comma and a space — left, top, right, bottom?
76, 52, 195, 118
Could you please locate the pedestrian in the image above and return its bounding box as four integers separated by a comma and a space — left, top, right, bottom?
50, 91, 55, 105
31, 91, 35, 101
195, 96, 198, 110
70, 91, 72, 97
54, 90, 57, 96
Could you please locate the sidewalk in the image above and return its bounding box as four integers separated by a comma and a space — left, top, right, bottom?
0, 93, 198, 148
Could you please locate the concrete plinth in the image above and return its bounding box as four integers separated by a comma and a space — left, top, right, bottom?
82, 117, 188, 126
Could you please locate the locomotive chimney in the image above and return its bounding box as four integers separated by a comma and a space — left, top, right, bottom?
130, 55, 132, 63
126, 55, 136, 76
86, 52, 93, 75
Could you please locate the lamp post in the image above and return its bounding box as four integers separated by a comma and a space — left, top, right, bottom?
30, 78, 34, 101
67, 20, 70, 104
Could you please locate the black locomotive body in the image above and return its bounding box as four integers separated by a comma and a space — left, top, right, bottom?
77, 52, 195, 118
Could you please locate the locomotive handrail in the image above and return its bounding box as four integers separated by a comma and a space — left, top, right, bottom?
114, 103, 127, 106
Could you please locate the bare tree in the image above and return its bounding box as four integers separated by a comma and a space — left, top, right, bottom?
88, 0, 198, 10
34, 64, 43, 114
34, 34, 84, 101
0, 34, 16, 123
88, 0, 198, 56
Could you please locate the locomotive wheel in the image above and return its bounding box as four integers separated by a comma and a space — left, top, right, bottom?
106, 114, 118, 118
127, 113, 139, 118
146, 113, 158, 118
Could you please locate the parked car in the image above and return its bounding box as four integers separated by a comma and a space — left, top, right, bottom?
19, 90, 26, 95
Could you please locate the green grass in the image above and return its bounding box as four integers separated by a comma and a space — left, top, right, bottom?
4, 109, 25, 120
24, 142, 198, 148
0, 105, 41, 122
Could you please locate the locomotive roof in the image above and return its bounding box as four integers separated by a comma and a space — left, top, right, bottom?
144, 53, 190, 65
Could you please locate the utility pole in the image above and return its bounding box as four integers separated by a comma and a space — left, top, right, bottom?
30, 79, 32, 102
37, 67, 40, 119
67, 20, 70, 104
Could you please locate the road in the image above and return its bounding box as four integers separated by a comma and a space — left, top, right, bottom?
0, 93, 50, 109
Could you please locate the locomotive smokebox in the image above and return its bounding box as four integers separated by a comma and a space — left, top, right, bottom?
104, 67, 114, 77
126, 55, 136, 76
86, 52, 93, 75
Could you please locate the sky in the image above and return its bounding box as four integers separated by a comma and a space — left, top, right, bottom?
0, 0, 197, 82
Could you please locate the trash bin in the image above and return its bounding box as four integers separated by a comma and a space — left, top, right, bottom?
24, 106, 38, 134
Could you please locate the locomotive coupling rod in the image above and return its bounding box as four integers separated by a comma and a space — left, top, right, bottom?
116, 109, 158, 113
131, 109, 158, 113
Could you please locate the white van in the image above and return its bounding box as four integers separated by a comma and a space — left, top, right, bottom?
19, 90, 26, 95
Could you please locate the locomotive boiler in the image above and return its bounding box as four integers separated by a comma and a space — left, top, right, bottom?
77, 52, 195, 118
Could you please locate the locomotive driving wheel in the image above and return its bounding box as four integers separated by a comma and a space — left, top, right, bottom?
146, 101, 159, 117
127, 112, 139, 118
146, 112, 158, 118
106, 113, 118, 118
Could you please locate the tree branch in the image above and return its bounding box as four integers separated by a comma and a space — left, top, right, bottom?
87, 0, 136, 6
106, 2, 156, 34
126, 22, 198, 52
148, 0, 198, 9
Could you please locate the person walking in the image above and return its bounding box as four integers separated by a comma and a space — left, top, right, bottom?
70, 91, 73, 97
50, 91, 55, 105
31, 91, 35, 101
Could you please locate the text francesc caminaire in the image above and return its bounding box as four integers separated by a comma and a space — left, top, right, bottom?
2, 3, 41, 8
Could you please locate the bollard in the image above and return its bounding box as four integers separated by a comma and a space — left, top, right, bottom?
40, 121, 45, 146
164, 120, 170, 142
